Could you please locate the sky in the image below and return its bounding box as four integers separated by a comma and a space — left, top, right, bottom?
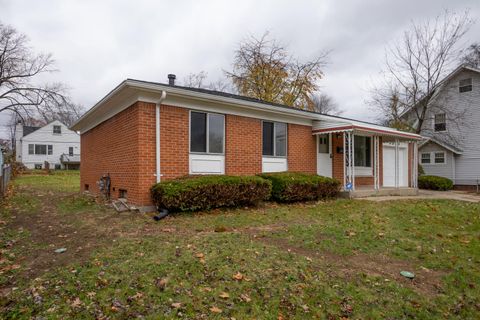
1, 0, 480, 139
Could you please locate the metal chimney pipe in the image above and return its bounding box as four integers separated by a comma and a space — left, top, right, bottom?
167, 74, 176, 86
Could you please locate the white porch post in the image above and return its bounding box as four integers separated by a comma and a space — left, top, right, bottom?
343, 132, 346, 190
351, 132, 355, 191
374, 136, 380, 191
413, 141, 418, 188
394, 138, 399, 189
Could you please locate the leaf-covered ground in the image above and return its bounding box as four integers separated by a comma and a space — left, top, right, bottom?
1, 171, 479, 319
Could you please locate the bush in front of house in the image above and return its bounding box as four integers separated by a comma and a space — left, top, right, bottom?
418, 175, 453, 191
151, 175, 272, 212
259, 172, 341, 202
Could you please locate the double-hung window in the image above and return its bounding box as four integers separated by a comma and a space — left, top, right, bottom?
190, 111, 225, 154
434, 113, 446, 132
354, 136, 371, 167
421, 153, 431, 164
69, 147, 74, 156
459, 78, 472, 93
53, 125, 61, 134
262, 121, 287, 157
434, 152, 445, 164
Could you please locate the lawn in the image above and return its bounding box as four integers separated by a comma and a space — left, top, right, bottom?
1, 172, 479, 319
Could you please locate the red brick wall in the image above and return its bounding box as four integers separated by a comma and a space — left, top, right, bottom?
81, 102, 145, 205
288, 124, 317, 173
159, 105, 189, 180
225, 115, 262, 175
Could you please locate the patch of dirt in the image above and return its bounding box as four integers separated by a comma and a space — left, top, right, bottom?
249, 233, 447, 297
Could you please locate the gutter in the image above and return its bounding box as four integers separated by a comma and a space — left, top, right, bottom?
156, 91, 167, 183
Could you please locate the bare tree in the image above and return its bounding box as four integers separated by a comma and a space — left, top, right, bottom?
310, 93, 343, 115
225, 32, 328, 110
460, 43, 480, 68
182, 71, 232, 92
0, 22, 81, 123
370, 11, 472, 141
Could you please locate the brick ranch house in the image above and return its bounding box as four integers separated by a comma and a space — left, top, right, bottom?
71, 77, 422, 211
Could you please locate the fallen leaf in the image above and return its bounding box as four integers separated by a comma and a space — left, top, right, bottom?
86, 291, 96, 298
209, 306, 222, 313
71, 297, 82, 308
155, 278, 168, 290
219, 292, 230, 299
171, 302, 182, 309
240, 293, 251, 302
233, 272, 244, 281
195, 253, 205, 258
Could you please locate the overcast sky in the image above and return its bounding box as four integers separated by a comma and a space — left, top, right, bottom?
1, 0, 479, 138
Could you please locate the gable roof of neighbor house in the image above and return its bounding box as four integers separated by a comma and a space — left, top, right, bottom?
400, 64, 480, 119
21, 120, 72, 140
71, 78, 421, 140
419, 137, 463, 155
22, 125, 40, 137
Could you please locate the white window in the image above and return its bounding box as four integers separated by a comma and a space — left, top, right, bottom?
434, 113, 446, 132
354, 136, 371, 167
262, 121, 287, 157
459, 78, 472, 93
421, 153, 431, 164
190, 111, 224, 154
28, 144, 53, 155
434, 152, 445, 164
69, 147, 74, 156
53, 125, 61, 134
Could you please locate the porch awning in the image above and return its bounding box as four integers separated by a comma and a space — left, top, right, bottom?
311, 120, 421, 140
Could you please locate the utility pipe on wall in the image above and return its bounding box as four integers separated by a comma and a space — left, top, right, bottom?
156, 91, 167, 183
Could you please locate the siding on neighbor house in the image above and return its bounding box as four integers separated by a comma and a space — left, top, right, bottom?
419, 142, 454, 181
418, 69, 480, 184
19, 121, 80, 169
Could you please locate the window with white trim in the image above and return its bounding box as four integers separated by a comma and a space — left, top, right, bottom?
434, 152, 445, 164
262, 121, 287, 157
190, 111, 225, 154
69, 147, 74, 156
53, 125, 62, 134
434, 113, 446, 132
421, 153, 431, 164
354, 136, 371, 167
28, 144, 53, 155
459, 78, 472, 93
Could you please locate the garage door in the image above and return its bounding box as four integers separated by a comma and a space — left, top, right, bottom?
383, 144, 408, 187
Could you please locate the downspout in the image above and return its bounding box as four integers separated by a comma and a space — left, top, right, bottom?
156, 91, 167, 183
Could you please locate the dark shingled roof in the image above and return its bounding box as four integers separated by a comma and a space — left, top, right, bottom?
23, 126, 40, 137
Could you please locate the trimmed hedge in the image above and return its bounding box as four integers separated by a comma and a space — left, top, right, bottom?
418, 175, 453, 191
151, 175, 272, 212
259, 172, 341, 202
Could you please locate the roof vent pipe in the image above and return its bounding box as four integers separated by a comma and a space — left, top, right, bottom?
167, 74, 176, 86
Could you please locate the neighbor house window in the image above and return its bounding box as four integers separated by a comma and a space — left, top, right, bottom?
28, 144, 53, 155
69, 147, 74, 156
421, 153, 431, 164
190, 111, 224, 154
262, 121, 287, 157
459, 78, 472, 93
53, 125, 61, 134
354, 136, 371, 167
434, 152, 445, 164
434, 113, 446, 132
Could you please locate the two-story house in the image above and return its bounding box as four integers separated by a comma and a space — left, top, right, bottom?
15, 120, 81, 170
402, 65, 480, 188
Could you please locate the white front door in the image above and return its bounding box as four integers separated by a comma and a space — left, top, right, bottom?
383, 144, 408, 187
317, 134, 332, 177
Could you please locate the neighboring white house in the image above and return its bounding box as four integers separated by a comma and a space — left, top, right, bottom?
402, 65, 480, 187
15, 120, 80, 170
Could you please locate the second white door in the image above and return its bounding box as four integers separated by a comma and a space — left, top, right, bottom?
317, 134, 332, 178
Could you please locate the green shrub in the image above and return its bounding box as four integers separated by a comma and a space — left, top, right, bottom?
259, 172, 341, 202
151, 175, 272, 212
418, 175, 453, 191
